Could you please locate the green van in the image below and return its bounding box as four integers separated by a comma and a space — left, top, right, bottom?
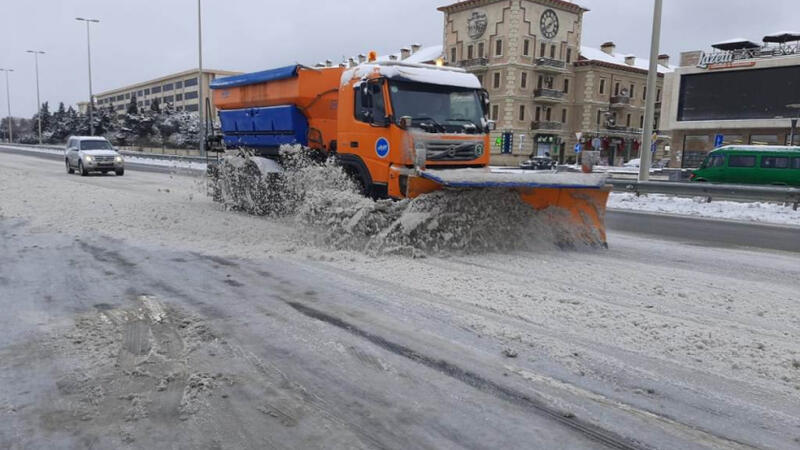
691, 146, 800, 186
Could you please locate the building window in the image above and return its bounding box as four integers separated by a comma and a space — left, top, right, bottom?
478, 42, 484, 58
626, 113, 631, 127
164, 95, 174, 103
563, 78, 569, 94
537, 75, 543, 89
184, 91, 198, 100
163, 83, 173, 91
125, 93, 130, 99
535, 106, 541, 121
184, 77, 198, 87
566, 48, 572, 63
144, 88, 150, 95
495, 39, 503, 56
629, 84, 635, 99
491, 104, 499, 121
467, 45, 474, 59
550, 45, 556, 59
599, 79, 606, 95
561, 108, 567, 124
545, 107, 551, 121
185, 104, 199, 112
750, 134, 779, 145
137, 90, 143, 97
176, 93, 183, 101
116, 94, 123, 101
175, 80, 183, 89
151, 86, 162, 94
657, 88, 661, 101
521, 72, 528, 89
643, 86, 647, 101
614, 82, 620, 96
523, 39, 530, 56
639, 115, 644, 128
519, 104, 525, 121
596, 109, 602, 126
493, 72, 501, 89
540, 43, 546, 57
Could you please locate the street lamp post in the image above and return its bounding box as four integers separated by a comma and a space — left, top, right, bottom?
197, 0, 206, 156
25, 50, 45, 144
638, 0, 663, 181
76, 17, 100, 136
0, 68, 13, 143
788, 104, 800, 146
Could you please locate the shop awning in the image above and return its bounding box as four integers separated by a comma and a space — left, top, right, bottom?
711, 39, 761, 51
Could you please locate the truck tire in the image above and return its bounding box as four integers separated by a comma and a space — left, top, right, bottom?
115, 168, 125, 176
79, 161, 88, 176
66, 159, 74, 174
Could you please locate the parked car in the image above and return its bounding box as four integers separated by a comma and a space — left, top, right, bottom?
691, 145, 800, 186
65, 136, 124, 176
519, 156, 556, 171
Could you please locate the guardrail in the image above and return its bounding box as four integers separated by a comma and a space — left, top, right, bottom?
608, 179, 800, 210
2, 143, 209, 163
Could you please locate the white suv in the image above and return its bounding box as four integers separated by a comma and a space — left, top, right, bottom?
65, 136, 125, 176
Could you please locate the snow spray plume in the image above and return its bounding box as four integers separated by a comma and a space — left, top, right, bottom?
209, 145, 595, 256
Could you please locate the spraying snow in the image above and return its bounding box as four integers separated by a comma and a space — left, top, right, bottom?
209, 145, 595, 256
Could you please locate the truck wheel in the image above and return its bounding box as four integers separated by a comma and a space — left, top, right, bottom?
79, 161, 88, 176
66, 159, 74, 174
115, 168, 125, 176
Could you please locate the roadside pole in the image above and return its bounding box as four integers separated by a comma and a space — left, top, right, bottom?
197, 0, 206, 158
639, 0, 663, 182
0, 68, 13, 142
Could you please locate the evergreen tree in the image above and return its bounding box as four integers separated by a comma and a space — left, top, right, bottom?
150, 98, 161, 113
127, 96, 138, 115
39, 102, 52, 132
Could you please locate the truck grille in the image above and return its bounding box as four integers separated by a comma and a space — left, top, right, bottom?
424, 140, 482, 161
95, 156, 116, 163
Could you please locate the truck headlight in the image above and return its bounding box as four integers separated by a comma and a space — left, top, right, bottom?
474, 143, 484, 157
115, 156, 123, 163
84, 155, 94, 162
414, 140, 427, 169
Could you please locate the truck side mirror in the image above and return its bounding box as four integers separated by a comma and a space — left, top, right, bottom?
398, 116, 413, 129
486, 120, 496, 132
479, 89, 490, 114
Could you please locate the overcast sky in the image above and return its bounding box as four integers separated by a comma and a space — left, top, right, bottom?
1, 0, 797, 117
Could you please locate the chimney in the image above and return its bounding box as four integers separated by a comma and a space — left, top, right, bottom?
325, 59, 332, 67
624, 55, 636, 66
348, 57, 356, 67
657, 53, 670, 67
411, 43, 422, 54
400, 47, 411, 60
357, 53, 366, 63
600, 41, 616, 55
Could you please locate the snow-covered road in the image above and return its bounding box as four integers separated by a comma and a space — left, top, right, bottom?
1, 151, 799, 449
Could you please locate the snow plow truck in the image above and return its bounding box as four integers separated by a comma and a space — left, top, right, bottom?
208, 54, 610, 245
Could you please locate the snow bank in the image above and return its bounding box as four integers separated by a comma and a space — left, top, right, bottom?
609, 192, 800, 226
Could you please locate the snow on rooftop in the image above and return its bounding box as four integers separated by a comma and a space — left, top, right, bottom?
579, 46, 674, 73
375, 44, 443, 64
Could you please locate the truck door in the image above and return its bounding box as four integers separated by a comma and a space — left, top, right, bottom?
341, 79, 391, 187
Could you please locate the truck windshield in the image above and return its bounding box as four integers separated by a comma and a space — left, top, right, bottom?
80, 140, 113, 150
388, 81, 484, 133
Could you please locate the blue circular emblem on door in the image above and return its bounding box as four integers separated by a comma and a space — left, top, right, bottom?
375, 137, 390, 158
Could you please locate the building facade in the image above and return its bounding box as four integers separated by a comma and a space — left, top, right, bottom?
87, 69, 240, 118
439, 0, 669, 165
662, 37, 800, 168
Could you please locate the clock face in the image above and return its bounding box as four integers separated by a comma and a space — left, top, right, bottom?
540, 9, 559, 39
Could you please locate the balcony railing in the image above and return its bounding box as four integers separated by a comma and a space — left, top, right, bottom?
604, 125, 642, 135
534, 57, 567, 71
534, 88, 565, 101
458, 57, 489, 68
531, 121, 563, 131
610, 95, 631, 107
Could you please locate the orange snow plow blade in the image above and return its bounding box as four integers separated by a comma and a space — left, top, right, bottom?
413, 168, 611, 246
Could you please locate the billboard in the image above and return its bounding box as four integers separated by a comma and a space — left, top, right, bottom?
677, 65, 800, 121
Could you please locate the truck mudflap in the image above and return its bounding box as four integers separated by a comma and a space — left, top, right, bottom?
414, 168, 611, 246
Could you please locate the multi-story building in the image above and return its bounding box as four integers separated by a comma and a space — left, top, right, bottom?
439, 0, 671, 165
85, 69, 240, 118
662, 34, 800, 168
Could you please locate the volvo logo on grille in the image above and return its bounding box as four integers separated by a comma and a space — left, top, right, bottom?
447, 146, 457, 158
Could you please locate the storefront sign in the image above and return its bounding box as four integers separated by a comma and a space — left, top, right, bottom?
697, 51, 757, 70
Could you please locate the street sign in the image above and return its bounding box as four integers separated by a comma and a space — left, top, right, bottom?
714, 134, 724, 148
574, 143, 582, 153
502, 132, 513, 154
